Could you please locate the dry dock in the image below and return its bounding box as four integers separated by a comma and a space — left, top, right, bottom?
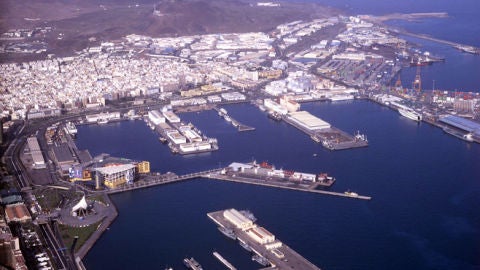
208, 209, 322, 270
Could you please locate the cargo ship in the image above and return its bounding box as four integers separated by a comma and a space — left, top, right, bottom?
218, 227, 236, 240
398, 108, 422, 122
183, 257, 203, 270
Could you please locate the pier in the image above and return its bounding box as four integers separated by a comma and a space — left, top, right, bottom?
208, 209, 322, 270
204, 171, 371, 200
283, 113, 368, 150
102, 167, 371, 200
105, 169, 222, 194
214, 107, 256, 132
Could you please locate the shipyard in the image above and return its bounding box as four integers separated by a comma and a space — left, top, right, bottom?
0, 1, 479, 269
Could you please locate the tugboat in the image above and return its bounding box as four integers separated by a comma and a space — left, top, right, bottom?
218, 227, 236, 240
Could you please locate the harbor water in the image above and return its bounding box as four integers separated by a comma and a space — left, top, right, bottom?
78, 101, 480, 270
80, 1, 480, 269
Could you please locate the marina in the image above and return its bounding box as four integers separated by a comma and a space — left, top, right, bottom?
208, 209, 322, 270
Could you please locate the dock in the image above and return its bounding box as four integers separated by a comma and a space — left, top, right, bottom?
213, 251, 237, 270
208, 209, 322, 270
283, 114, 368, 150
204, 171, 371, 200
214, 107, 255, 132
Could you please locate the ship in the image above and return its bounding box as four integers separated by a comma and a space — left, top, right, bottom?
455, 45, 479, 54
344, 190, 359, 197
239, 210, 257, 222
398, 108, 422, 122
252, 254, 270, 267
443, 127, 474, 142
183, 257, 203, 270
239, 241, 252, 252
218, 227, 236, 240
97, 118, 109, 125
65, 122, 77, 137
267, 111, 282, 121
329, 94, 355, 102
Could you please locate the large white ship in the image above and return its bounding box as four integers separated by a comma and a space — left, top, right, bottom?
65, 122, 78, 136
398, 108, 422, 122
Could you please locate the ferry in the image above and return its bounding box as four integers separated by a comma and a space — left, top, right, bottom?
398, 108, 422, 122
443, 127, 474, 142
329, 94, 354, 102
218, 226, 236, 240
65, 122, 77, 136
183, 257, 203, 270
97, 118, 109, 125
344, 191, 359, 197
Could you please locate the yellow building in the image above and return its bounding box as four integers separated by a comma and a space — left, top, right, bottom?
136, 161, 150, 174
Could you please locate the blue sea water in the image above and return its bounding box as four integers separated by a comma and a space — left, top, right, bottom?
79, 102, 480, 270
80, 1, 480, 269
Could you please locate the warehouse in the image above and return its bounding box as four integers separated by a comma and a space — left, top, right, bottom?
287, 111, 331, 131
223, 208, 254, 231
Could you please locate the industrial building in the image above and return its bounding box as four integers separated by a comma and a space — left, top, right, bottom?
287, 111, 331, 131
148, 110, 166, 125
166, 130, 187, 144
68, 154, 150, 189
94, 164, 136, 189
162, 111, 181, 123
223, 209, 254, 231
26, 137, 46, 169
247, 226, 276, 244
4, 203, 32, 224
264, 99, 288, 115
439, 115, 480, 137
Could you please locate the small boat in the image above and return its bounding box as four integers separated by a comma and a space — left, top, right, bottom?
183, 257, 203, 270
239, 241, 252, 252
218, 227, 236, 240
344, 190, 359, 197
97, 118, 109, 125
252, 254, 270, 266
240, 210, 257, 222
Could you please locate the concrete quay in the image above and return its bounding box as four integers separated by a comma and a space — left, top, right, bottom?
283, 116, 368, 151
204, 171, 371, 200
214, 107, 256, 132
208, 210, 321, 270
